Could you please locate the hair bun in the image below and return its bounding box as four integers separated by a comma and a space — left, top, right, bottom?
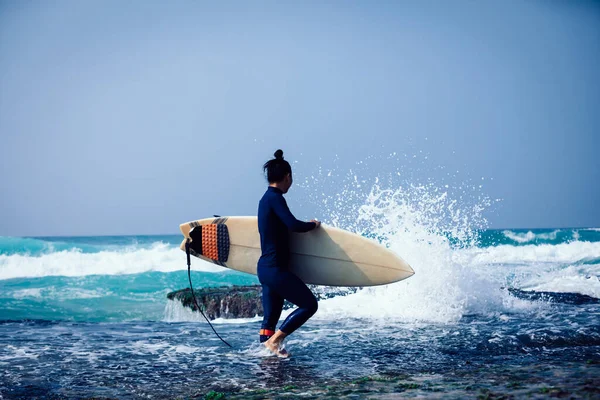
274, 149, 284, 160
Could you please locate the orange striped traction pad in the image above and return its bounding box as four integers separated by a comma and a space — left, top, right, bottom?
188, 218, 230, 264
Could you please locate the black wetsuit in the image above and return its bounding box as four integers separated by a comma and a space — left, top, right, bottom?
257, 186, 318, 341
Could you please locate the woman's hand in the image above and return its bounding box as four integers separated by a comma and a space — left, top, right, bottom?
311, 219, 321, 228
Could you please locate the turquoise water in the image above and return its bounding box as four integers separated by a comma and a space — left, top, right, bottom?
1, 224, 599, 398
1, 228, 599, 322
1, 228, 599, 323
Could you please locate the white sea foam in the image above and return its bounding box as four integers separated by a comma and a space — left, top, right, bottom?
306, 182, 499, 323
11, 287, 111, 300
11, 288, 44, 298
520, 266, 600, 298
163, 299, 266, 324
460, 241, 600, 266
163, 299, 203, 322
502, 230, 561, 243
317, 237, 600, 323
316, 238, 600, 323
0, 345, 41, 361
0, 242, 225, 280
303, 179, 599, 323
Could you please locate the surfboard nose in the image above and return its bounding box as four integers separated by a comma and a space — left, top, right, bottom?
386, 252, 414, 282
395, 263, 415, 281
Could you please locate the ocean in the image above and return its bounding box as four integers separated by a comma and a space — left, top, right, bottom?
1, 187, 599, 398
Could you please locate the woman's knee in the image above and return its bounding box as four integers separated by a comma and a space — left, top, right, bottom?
307, 296, 318, 315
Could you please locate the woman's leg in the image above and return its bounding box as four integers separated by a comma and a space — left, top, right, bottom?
276, 270, 318, 335
260, 267, 318, 357
259, 284, 284, 343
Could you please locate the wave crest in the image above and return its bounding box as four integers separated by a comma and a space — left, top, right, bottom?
0, 242, 223, 280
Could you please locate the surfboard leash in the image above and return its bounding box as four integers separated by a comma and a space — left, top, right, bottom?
185, 239, 233, 348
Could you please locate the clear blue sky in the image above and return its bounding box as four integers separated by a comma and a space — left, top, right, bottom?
1, 0, 599, 236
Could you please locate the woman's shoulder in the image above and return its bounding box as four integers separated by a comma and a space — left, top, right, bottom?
261, 188, 284, 205
260, 188, 274, 203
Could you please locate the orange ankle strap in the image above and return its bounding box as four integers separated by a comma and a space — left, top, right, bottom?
259, 329, 275, 336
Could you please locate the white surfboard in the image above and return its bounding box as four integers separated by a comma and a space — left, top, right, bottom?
179, 216, 414, 287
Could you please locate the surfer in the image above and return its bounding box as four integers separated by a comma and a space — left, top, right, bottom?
257, 149, 320, 357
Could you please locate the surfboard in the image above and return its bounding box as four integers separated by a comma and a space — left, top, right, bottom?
179, 216, 414, 287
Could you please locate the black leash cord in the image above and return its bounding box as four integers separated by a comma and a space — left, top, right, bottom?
185, 239, 233, 348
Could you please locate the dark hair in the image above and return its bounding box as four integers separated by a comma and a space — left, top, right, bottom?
263, 149, 292, 183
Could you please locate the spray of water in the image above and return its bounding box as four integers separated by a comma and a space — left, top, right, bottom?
294, 155, 535, 323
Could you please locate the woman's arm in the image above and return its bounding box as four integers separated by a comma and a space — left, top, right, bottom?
271, 195, 316, 233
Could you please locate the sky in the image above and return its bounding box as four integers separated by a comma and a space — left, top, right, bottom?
1, 0, 599, 236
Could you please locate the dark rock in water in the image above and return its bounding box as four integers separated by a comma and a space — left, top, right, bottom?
167, 286, 264, 319
167, 285, 359, 320
508, 288, 600, 305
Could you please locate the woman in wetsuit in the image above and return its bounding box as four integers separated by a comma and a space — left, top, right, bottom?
258, 149, 320, 357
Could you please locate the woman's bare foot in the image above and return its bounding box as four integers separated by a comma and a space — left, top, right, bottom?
264, 330, 290, 358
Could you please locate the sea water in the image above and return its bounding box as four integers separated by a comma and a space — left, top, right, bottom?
1, 178, 599, 398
